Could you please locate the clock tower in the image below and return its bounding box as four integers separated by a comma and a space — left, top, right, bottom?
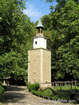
28, 20, 51, 88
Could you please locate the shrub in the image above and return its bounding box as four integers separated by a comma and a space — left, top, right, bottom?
0, 82, 2, 86
31, 87, 71, 100
57, 92, 70, 100
52, 95, 59, 99
32, 90, 41, 96
28, 83, 39, 92
0, 85, 4, 96
32, 88, 56, 99
41, 88, 55, 98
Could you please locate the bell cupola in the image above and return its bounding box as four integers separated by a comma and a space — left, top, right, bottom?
36, 19, 43, 37
33, 19, 47, 49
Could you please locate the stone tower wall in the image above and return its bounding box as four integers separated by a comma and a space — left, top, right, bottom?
42, 50, 51, 83
28, 49, 51, 88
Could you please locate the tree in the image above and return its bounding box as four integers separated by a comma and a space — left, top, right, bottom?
46, 0, 79, 11
0, 0, 35, 83
43, 0, 79, 81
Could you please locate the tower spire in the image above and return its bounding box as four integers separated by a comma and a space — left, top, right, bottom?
36, 19, 43, 28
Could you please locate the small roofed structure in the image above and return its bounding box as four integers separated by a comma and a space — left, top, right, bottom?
36, 19, 43, 37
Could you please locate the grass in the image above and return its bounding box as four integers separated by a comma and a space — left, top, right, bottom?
51, 85, 79, 103
52, 85, 79, 91
0, 103, 3, 105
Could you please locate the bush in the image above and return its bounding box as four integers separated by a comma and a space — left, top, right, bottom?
32, 88, 56, 99
52, 95, 59, 100
31, 87, 71, 101
28, 83, 39, 92
0, 85, 4, 96
32, 90, 41, 96
56, 91, 71, 100
0, 82, 2, 86
41, 88, 55, 98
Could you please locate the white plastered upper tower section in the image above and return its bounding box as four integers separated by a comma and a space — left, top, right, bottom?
33, 19, 47, 49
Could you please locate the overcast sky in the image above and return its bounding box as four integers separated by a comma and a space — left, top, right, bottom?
24, 0, 57, 23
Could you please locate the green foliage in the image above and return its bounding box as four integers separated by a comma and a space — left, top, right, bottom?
46, 0, 79, 11
32, 88, 55, 98
52, 85, 79, 91
42, 0, 79, 81
52, 95, 59, 100
52, 93, 70, 100
32, 86, 79, 101
0, 0, 35, 82
32, 90, 41, 96
32, 87, 70, 100
27, 83, 39, 92
0, 82, 2, 86
52, 85, 79, 100
41, 88, 54, 98
0, 85, 4, 96
0, 103, 3, 105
